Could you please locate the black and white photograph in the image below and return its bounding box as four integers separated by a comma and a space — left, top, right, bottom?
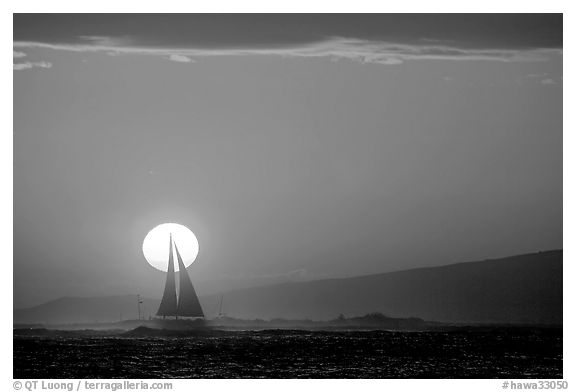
11, 11, 565, 383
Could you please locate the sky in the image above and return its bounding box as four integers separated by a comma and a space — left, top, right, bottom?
13, 14, 562, 308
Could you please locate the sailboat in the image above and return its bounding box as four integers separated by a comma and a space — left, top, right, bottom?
217, 294, 226, 319
157, 234, 204, 319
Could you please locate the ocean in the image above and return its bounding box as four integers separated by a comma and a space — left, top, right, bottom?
13, 328, 562, 378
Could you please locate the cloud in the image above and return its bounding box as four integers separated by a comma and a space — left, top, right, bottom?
13, 61, 53, 71
78, 35, 132, 47
168, 54, 194, 63
13, 37, 562, 66
13, 48, 51, 71
516, 73, 561, 86
218, 268, 343, 283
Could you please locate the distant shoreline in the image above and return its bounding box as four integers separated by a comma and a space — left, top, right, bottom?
13, 312, 562, 334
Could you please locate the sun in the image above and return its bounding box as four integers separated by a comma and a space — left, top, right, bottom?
142, 223, 199, 272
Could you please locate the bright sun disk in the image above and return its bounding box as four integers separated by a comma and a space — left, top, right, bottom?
142, 223, 199, 272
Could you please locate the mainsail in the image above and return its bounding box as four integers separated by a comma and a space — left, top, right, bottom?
174, 242, 205, 318
156, 234, 178, 317
156, 234, 204, 318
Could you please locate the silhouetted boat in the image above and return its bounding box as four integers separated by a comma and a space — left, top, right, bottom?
157, 234, 204, 319
216, 294, 226, 319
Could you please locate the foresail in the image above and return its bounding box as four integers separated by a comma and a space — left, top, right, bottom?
174, 241, 204, 317
156, 235, 178, 316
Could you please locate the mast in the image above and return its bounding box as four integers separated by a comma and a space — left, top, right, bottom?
174, 240, 204, 318
156, 234, 178, 318
218, 295, 224, 318
137, 294, 143, 320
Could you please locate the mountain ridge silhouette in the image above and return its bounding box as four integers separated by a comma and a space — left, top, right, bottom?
14, 250, 562, 325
